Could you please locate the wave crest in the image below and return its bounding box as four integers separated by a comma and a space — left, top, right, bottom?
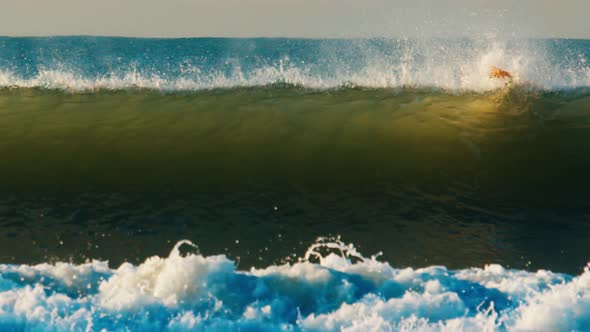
1, 38, 589, 92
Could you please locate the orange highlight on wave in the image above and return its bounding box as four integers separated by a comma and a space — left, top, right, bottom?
489, 66, 513, 80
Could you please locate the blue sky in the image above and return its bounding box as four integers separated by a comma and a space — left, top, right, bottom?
1, 0, 589, 38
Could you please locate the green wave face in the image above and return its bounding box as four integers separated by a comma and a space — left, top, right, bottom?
1, 86, 590, 272
1, 87, 589, 195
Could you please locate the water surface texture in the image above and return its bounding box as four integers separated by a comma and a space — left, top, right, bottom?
1, 37, 590, 331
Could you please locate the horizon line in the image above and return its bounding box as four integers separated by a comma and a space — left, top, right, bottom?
1, 35, 589, 41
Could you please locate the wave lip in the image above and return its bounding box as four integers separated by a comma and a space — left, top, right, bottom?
0, 63, 587, 93
0, 239, 588, 331
0, 38, 589, 92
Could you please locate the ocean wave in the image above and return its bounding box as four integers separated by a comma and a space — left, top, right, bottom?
0, 238, 588, 331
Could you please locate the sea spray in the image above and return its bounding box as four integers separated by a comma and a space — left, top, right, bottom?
0, 37, 588, 92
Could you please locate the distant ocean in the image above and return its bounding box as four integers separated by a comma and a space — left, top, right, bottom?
1, 37, 590, 331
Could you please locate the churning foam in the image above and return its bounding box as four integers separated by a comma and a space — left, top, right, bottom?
0, 38, 589, 92
0, 238, 589, 331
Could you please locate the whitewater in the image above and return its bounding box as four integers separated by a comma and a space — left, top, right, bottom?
0, 238, 589, 332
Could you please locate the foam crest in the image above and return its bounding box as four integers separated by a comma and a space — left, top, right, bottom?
0, 38, 588, 92
0, 239, 589, 331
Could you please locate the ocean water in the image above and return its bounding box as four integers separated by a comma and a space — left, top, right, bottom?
1, 37, 590, 331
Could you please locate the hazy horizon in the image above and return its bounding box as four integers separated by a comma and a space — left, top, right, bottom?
1, 0, 589, 39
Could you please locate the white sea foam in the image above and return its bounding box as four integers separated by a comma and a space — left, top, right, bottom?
0, 238, 589, 331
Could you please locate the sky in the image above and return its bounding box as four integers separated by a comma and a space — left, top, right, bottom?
1, 0, 589, 38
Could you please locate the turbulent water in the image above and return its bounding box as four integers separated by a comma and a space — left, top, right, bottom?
2, 239, 590, 331
1, 37, 590, 331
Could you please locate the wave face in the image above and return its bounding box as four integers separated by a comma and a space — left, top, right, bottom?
1, 87, 589, 192
0, 37, 589, 91
0, 239, 589, 332
1, 79, 590, 288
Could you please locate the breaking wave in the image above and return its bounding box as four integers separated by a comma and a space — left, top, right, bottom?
3, 36, 590, 332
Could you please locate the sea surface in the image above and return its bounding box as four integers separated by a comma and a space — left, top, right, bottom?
1, 37, 590, 331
